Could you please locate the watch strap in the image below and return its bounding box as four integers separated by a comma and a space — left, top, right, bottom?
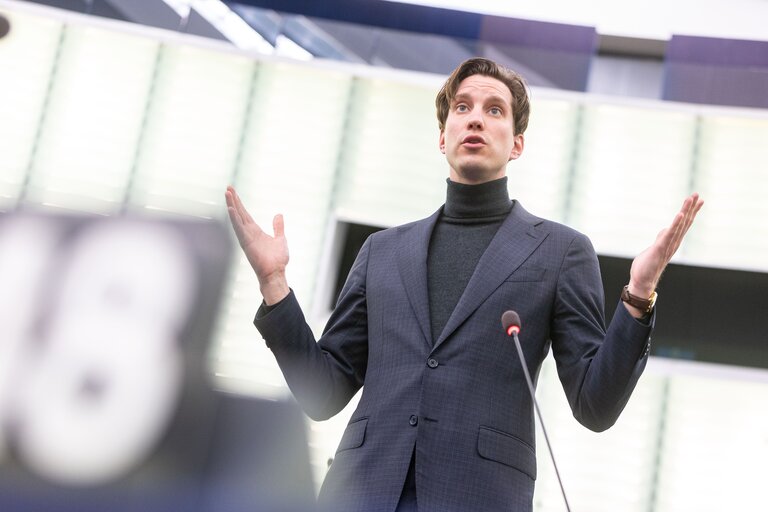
621, 285, 657, 314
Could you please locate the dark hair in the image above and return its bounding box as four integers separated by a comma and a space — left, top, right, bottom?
436, 58, 530, 135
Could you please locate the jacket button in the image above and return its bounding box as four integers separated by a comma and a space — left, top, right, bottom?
409, 415, 418, 426
427, 358, 438, 368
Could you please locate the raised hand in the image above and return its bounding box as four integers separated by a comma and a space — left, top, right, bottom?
625, 193, 704, 317
225, 186, 290, 305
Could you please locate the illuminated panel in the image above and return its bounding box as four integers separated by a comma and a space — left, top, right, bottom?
686, 114, 768, 272
210, 61, 352, 395
569, 104, 696, 257
207, 61, 352, 490
533, 357, 663, 512
128, 43, 254, 218
508, 98, 579, 223
654, 374, 768, 511
334, 77, 446, 227
25, 24, 158, 215
0, 10, 62, 211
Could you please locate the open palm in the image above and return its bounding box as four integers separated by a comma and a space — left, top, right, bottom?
225, 186, 290, 303
628, 193, 704, 298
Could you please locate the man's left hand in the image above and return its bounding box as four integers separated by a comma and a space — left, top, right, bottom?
625, 193, 704, 318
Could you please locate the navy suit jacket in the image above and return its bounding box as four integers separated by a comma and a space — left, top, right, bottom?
255, 201, 653, 512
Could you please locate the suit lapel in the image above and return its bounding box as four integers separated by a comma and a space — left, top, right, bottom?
433, 202, 548, 350
396, 208, 441, 347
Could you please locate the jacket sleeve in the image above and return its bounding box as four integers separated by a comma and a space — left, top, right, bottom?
549, 232, 654, 432
254, 237, 371, 421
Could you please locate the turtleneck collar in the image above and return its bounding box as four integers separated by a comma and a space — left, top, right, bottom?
443, 176, 512, 219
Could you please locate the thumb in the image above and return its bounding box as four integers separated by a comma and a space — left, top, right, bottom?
273, 214, 285, 238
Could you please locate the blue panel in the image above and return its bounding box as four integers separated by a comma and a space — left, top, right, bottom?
229, 0, 598, 90
230, 0, 596, 50
230, 0, 484, 40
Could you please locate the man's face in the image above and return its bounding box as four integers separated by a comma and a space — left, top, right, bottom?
439, 74, 524, 184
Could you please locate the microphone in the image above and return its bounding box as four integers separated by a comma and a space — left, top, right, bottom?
501, 311, 572, 512
501, 310, 521, 336
0, 14, 10, 40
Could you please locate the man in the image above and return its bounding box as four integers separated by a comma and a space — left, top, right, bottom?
225, 58, 703, 512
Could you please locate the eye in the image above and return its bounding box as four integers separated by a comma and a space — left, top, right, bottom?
489, 106, 503, 116
455, 103, 469, 113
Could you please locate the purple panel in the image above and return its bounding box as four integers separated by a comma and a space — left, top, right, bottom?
664, 35, 768, 107
480, 16, 597, 54
484, 44, 593, 90
667, 35, 768, 67
664, 64, 768, 108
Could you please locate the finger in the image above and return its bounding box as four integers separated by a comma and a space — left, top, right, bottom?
225, 188, 245, 225
225, 187, 237, 211
683, 193, 701, 220
671, 193, 697, 235
225, 186, 240, 216
658, 209, 684, 246
680, 193, 697, 225
225, 190, 248, 227
273, 214, 285, 238
657, 208, 688, 263
227, 206, 245, 239
665, 194, 704, 261
674, 195, 704, 246
656, 204, 690, 265
683, 196, 704, 233
231, 187, 256, 225
664, 214, 686, 262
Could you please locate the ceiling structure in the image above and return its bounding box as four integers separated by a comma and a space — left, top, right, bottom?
10, 0, 768, 106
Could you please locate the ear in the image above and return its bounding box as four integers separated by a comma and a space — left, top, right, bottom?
439, 130, 446, 154
508, 133, 524, 161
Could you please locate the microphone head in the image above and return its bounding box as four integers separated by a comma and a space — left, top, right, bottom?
501, 310, 521, 335
0, 14, 10, 40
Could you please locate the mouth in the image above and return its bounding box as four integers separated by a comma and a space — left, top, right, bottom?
461, 135, 486, 148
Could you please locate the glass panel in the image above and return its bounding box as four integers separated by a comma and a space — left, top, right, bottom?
210, 61, 353, 396
0, 10, 62, 211
654, 373, 768, 511
127, 43, 254, 218
508, 98, 579, 223
568, 104, 696, 257
533, 356, 664, 512
335, 77, 446, 227
25, 25, 158, 214
686, 114, 768, 272
207, 62, 353, 491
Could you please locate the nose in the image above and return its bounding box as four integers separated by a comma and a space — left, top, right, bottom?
466, 109, 484, 129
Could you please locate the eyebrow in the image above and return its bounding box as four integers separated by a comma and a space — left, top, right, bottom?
452, 92, 510, 108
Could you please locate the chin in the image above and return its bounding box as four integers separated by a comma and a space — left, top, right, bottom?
454, 165, 503, 184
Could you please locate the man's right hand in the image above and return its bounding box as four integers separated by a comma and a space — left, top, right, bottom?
225, 186, 290, 305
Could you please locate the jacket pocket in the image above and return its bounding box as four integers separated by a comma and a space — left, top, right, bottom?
336, 417, 368, 453
504, 266, 546, 282
477, 426, 537, 480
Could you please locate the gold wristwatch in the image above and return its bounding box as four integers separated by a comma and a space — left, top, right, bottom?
621, 285, 657, 314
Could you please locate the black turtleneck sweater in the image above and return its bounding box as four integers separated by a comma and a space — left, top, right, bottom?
427, 177, 512, 344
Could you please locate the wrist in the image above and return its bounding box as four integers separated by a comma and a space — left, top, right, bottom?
627, 280, 654, 299
259, 273, 289, 306
621, 284, 657, 318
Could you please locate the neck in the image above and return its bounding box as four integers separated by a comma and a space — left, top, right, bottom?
444, 176, 511, 219
448, 169, 506, 185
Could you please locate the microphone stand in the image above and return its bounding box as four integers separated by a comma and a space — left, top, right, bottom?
510, 329, 572, 512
